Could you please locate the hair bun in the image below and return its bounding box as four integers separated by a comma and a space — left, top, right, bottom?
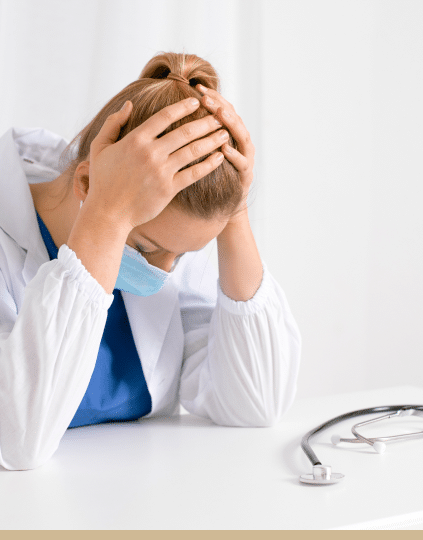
139, 52, 220, 91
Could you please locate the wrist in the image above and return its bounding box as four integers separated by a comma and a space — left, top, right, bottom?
219, 207, 249, 238
81, 196, 133, 237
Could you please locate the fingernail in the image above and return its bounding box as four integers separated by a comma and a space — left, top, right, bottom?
190, 98, 199, 107
198, 84, 208, 93
219, 130, 229, 140
224, 144, 233, 153
216, 152, 224, 162
214, 117, 222, 126
120, 101, 128, 111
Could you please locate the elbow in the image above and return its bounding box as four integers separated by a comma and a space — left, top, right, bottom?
0, 422, 61, 471
232, 391, 298, 428
243, 410, 283, 428
212, 403, 286, 428
2, 457, 47, 472
2, 456, 46, 471
256, 415, 280, 428
0, 447, 51, 471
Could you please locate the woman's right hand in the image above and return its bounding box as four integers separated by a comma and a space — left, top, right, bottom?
85, 98, 228, 231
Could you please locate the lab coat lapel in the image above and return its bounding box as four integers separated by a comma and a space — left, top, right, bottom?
0, 128, 39, 252
0, 128, 51, 286
120, 280, 179, 383
21, 203, 50, 286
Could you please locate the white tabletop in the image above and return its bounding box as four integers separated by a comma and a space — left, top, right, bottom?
1, 385, 423, 530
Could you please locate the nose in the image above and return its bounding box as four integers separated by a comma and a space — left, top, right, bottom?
148, 252, 177, 273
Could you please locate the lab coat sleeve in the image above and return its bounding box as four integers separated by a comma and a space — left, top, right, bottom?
179, 259, 302, 427
0, 244, 114, 471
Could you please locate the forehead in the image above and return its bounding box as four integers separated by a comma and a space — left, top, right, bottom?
132, 205, 229, 253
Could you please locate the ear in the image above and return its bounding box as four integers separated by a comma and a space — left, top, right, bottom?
72, 160, 90, 202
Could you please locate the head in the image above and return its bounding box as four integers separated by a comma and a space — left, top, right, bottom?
58, 52, 244, 270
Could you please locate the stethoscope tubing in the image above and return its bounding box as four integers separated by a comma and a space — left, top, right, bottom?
301, 404, 423, 467
336, 431, 423, 443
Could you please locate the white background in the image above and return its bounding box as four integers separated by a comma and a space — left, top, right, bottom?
0, 0, 421, 400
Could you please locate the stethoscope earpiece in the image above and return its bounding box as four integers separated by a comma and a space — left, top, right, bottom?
331, 434, 341, 446
372, 441, 386, 454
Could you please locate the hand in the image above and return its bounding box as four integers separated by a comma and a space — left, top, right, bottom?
196, 84, 255, 223
85, 97, 227, 231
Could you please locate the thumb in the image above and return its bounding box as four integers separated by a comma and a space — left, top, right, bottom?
90, 100, 133, 158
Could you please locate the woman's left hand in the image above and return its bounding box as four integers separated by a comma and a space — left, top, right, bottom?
196, 84, 255, 222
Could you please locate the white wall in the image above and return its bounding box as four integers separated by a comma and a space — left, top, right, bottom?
259, 0, 423, 399
0, 0, 421, 400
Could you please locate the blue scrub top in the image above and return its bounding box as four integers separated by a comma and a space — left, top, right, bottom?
35, 210, 152, 428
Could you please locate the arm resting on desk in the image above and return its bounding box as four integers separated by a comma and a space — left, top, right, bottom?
0, 245, 113, 470
179, 261, 302, 427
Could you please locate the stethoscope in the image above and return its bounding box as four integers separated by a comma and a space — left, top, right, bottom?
299, 405, 423, 485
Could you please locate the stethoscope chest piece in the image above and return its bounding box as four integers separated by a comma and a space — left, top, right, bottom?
299, 464, 344, 485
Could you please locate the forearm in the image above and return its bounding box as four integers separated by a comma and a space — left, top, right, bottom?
67, 200, 132, 295
0, 246, 113, 470
181, 248, 302, 427
216, 210, 263, 302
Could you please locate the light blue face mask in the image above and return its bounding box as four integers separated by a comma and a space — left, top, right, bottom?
115, 244, 182, 296
80, 200, 182, 297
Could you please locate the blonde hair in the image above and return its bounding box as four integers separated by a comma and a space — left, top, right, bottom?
59, 52, 243, 220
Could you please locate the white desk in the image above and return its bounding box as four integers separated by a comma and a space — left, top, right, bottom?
1, 385, 422, 530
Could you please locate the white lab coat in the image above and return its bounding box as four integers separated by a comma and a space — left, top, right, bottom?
0, 127, 301, 471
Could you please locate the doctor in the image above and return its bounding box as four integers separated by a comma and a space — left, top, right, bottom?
0, 52, 301, 471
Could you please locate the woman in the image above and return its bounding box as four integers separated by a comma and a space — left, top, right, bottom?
0, 52, 301, 471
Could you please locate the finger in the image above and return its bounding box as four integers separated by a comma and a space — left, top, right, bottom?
135, 97, 200, 140
221, 143, 249, 172
195, 89, 253, 158
90, 100, 133, 158
174, 151, 224, 191
214, 106, 254, 158
196, 84, 234, 114
168, 128, 229, 172
158, 113, 223, 155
